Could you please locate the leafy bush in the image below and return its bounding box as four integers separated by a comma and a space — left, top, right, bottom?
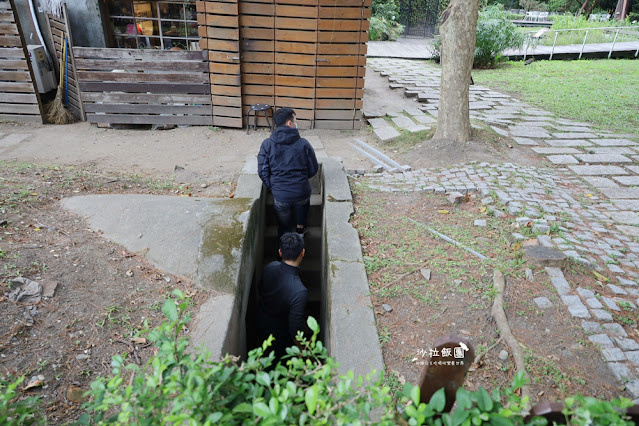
373, 0, 400, 22
0, 376, 43, 425
370, 0, 403, 40
431, 35, 441, 63
5, 291, 636, 424
370, 16, 405, 41
475, 5, 525, 68
397, 371, 532, 425
80, 290, 395, 424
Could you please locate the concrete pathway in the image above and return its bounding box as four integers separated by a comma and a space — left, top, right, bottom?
367, 37, 435, 59
362, 57, 639, 401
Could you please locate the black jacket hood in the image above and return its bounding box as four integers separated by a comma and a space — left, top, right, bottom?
271, 126, 301, 145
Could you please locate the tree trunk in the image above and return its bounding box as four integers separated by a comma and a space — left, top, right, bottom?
614, 0, 631, 20
433, 0, 480, 143
577, 0, 590, 17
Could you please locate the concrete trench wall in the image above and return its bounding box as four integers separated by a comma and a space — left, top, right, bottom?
191, 157, 384, 379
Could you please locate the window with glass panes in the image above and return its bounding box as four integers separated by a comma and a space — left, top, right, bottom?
107, 1, 199, 50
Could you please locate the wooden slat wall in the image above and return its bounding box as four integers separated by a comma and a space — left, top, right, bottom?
74, 48, 213, 126
0, 0, 43, 123
197, 0, 243, 128
239, 0, 276, 128
45, 2, 85, 121
272, 0, 318, 129
200, 0, 369, 130
314, 0, 369, 130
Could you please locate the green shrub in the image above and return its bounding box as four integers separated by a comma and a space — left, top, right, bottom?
431, 35, 441, 63
370, 0, 404, 41
80, 290, 394, 425
520, 0, 548, 11
0, 376, 43, 425
373, 0, 400, 22
475, 5, 525, 68
6, 291, 636, 424
370, 16, 405, 41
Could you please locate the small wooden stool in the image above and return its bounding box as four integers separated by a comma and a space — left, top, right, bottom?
246, 104, 273, 134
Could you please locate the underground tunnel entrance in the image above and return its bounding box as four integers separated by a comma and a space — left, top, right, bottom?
244, 170, 325, 358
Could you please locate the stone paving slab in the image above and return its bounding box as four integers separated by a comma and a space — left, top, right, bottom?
589, 147, 636, 155
391, 116, 416, 128
512, 137, 538, 146
613, 176, 639, 186
373, 126, 400, 142
545, 139, 592, 147
613, 200, 639, 211
552, 132, 598, 139
602, 187, 639, 199
532, 147, 582, 154
575, 153, 632, 163
555, 126, 593, 132
609, 211, 639, 225
490, 126, 510, 137
582, 177, 619, 188
590, 139, 638, 146
412, 114, 436, 124
568, 165, 629, 176
368, 118, 389, 129
547, 155, 579, 164
403, 107, 424, 116
509, 127, 551, 138
617, 225, 639, 238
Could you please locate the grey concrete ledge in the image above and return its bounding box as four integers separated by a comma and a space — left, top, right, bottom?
323, 160, 383, 379
61, 193, 260, 361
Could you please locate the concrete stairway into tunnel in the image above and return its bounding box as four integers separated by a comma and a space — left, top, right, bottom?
191, 157, 383, 380
245, 186, 325, 353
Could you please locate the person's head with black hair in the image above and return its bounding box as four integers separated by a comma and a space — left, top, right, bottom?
279, 232, 305, 265
274, 107, 296, 128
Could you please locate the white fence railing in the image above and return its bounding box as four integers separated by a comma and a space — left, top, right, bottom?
522, 26, 639, 60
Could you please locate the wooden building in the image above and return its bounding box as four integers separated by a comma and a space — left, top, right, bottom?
199, 0, 370, 130
37, 0, 371, 130
3, 1, 370, 129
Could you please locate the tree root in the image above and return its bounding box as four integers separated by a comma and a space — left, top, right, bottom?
491, 269, 531, 400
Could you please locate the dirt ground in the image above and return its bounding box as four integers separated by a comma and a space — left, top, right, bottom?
0, 64, 595, 422
350, 187, 629, 406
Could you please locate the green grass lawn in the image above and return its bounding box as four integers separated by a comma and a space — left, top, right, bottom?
473, 59, 639, 135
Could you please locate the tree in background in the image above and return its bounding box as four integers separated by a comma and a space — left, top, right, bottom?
520, 0, 549, 10
433, 0, 480, 143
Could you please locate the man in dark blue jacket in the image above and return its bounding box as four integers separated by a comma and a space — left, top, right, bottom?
258, 108, 319, 237
257, 232, 308, 360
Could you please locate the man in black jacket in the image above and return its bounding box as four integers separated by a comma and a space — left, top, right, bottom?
258, 108, 319, 238
257, 232, 308, 360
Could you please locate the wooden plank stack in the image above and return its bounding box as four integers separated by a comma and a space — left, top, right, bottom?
73, 48, 213, 126
45, 2, 85, 121
199, 0, 370, 130
0, 0, 44, 123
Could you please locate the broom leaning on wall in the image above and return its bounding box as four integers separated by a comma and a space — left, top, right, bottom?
46, 37, 74, 125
